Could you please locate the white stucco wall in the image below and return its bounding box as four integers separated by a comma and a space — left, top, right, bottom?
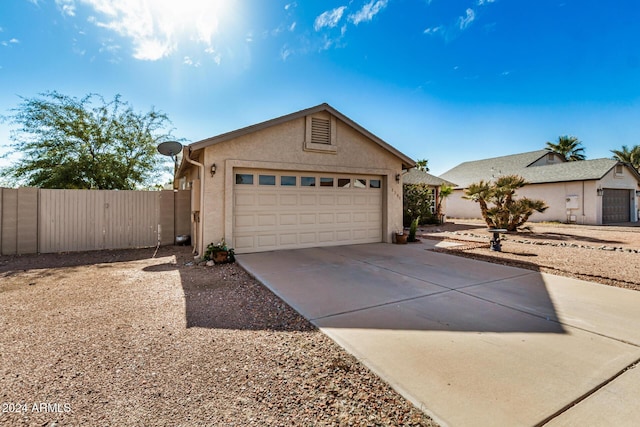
182, 112, 405, 254
446, 169, 639, 226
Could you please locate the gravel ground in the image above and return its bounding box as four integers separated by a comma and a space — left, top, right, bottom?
0, 247, 436, 427
420, 220, 640, 291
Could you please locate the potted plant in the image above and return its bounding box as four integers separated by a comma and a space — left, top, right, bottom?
395, 230, 408, 244
204, 239, 235, 264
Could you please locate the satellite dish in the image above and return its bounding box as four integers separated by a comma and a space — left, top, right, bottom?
157, 141, 183, 158
157, 141, 183, 174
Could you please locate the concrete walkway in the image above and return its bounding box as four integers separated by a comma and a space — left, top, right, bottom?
238, 242, 640, 427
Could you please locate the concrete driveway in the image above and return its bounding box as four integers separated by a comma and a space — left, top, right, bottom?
238, 242, 640, 427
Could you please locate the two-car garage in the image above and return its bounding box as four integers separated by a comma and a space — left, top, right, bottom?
176, 103, 413, 256
233, 169, 384, 253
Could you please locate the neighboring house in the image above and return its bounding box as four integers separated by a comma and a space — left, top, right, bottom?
440, 149, 640, 225
175, 103, 415, 255
402, 169, 456, 217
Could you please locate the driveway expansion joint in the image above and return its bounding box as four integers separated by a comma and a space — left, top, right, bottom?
538, 357, 640, 427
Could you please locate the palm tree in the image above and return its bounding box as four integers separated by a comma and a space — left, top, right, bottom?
415, 159, 429, 172
545, 135, 586, 161
611, 145, 640, 171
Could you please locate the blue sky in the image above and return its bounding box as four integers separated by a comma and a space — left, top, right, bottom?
1, 0, 639, 176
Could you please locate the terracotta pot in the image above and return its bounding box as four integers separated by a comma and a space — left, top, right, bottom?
213, 251, 228, 264
395, 233, 408, 244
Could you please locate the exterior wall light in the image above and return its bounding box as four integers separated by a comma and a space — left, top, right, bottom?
210, 163, 216, 177
395, 174, 401, 183
597, 188, 604, 196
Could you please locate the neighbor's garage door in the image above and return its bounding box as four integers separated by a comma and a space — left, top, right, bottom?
233, 169, 383, 253
602, 189, 630, 224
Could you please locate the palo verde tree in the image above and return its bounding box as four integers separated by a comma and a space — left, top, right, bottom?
2, 91, 175, 189
545, 135, 586, 161
464, 175, 548, 231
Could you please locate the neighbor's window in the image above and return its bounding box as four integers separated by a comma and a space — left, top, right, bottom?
354, 178, 366, 188
615, 165, 624, 175
338, 178, 351, 188
301, 176, 316, 187
320, 177, 334, 187
236, 174, 253, 185
259, 175, 276, 185
370, 179, 381, 189
281, 176, 297, 186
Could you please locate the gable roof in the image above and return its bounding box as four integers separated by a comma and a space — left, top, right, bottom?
185, 103, 415, 169
440, 150, 640, 188
403, 169, 456, 187
439, 150, 551, 188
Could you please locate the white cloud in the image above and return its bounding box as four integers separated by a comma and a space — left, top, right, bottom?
477, 0, 495, 5
423, 26, 442, 35
314, 6, 347, 31
1, 38, 20, 47
280, 45, 292, 61
204, 46, 221, 65
349, 0, 388, 25
458, 8, 475, 29
289, 22, 297, 32
55, 0, 76, 16
183, 56, 201, 67
77, 0, 227, 61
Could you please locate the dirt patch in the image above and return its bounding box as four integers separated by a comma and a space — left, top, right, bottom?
0, 247, 436, 426
420, 220, 640, 291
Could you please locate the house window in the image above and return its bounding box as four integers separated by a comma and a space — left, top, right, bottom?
301, 176, 316, 187
615, 165, 624, 175
320, 177, 334, 187
259, 175, 276, 185
370, 179, 381, 189
235, 174, 253, 185
281, 176, 296, 186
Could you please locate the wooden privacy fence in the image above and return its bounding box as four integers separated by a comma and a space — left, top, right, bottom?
0, 188, 190, 255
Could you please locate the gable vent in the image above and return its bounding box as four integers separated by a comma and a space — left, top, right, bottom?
311, 118, 331, 145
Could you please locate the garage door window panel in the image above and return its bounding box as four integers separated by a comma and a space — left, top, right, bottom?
281, 176, 297, 186
301, 177, 316, 187
370, 179, 381, 189
338, 178, 351, 188
236, 174, 254, 185
355, 178, 367, 188
259, 175, 276, 185
320, 177, 334, 187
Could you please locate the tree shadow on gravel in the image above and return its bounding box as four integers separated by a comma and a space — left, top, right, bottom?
0, 246, 179, 274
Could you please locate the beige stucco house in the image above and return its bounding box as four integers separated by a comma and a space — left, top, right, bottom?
440, 150, 640, 225
175, 103, 415, 255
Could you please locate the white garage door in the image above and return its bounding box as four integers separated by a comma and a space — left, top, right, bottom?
233, 169, 383, 253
